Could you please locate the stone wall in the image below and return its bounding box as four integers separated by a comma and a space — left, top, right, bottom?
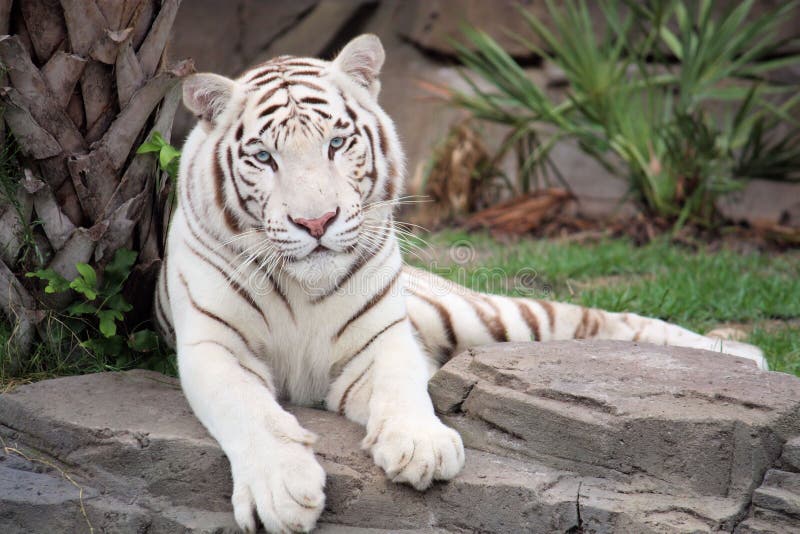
168, 0, 800, 222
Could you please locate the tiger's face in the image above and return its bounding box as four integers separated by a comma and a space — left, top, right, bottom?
182, 35, 403, 281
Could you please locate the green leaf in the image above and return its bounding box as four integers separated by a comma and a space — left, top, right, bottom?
69, 277, 98, 300
26, 268, 70, 293
103, 248, 137, 291
137, 132, 167, 154
106, 293, 133, 313
75, 263, 97, 288
128, 329, 160, 352
159, 144, 180, 170
67, 301, 97, 316
97, 309, 123, 338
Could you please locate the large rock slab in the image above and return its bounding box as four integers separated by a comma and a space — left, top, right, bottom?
430, 341, 800, 496
2, 341, 800, 532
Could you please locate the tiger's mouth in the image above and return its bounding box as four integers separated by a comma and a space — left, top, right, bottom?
284, 242, 336, 263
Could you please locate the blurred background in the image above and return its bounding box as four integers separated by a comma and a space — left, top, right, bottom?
169, 0, 800, 233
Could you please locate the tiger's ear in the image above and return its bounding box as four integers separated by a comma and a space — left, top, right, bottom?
183, 73, 236, 128
333, 34, 385, 98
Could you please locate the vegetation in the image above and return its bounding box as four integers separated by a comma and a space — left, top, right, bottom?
0, 1, 190, 363
404, 230, 800, 375
445, 0, 800, 228
1, 245, 175, 389
0, 132, 182, 387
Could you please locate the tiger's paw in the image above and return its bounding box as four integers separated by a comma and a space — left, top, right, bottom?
230, 438, 326, 533
362, 414, 465, 490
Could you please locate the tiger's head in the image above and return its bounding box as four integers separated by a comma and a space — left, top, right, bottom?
181, 35, 403, 283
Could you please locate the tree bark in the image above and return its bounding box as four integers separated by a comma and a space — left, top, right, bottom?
0, 0, 192, 360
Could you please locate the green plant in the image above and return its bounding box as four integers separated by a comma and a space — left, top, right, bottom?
137, 131, 181, 209
137, 131, 181, 181
446, 0, 800, 228
25, 248, 174, 374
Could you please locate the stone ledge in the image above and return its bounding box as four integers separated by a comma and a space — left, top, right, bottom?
2, 340, 800, 533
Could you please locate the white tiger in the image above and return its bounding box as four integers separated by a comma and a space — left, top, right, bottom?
156, 34, 766, 533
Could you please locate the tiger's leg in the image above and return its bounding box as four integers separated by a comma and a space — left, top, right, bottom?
175, 314, 325, 532
326, 316, 465, 490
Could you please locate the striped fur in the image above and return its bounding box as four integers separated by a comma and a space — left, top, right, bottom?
156, 35, 765, 533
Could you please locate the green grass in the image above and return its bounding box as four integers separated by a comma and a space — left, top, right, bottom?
0, 314, 176, 390
403, 229, 800, 375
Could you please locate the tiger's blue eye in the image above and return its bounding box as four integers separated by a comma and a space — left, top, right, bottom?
330, 137, 344, 149
255, 150, 272, 163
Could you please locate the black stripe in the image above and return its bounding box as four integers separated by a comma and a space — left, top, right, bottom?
538, 300, 556, 333
184, 240, 270, 331
408, 288, 457, 348
178, 272, 260, 360
182, 139, 228, 244
225, 146, 259, 219
311, 107, 332, 119
300, 96, 328, 105
338, 362, 373, 416
331, 317, 406, 379
258, 119, 274, 136
186, 339, 274, 393
280, 60, 318, 68
289, 69, 322, 77
469, 295, 508, 342
270, 275, 295, 322
334, 268, 400, 340
259, 103, 285, 118
289, 79, 325, 92
183, 217, 295, 323
254, 75, 283, 87
515, 299, 541, 341
344, 104, 358, 122
155, 290, 173, 339
211, 139, 241, 233
361, 124, 379, 198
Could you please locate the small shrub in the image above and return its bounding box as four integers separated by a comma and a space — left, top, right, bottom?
23, 248, 174, 377
445, 0, 800, 228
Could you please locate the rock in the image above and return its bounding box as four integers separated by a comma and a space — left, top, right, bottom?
430, 341, 800, 499
718, 179, 800, 227
782, 436, 800, 471
0, 369, 579, 533
753, 470, 800, 518
395, 0, 545, 59
3, 341, 800, 532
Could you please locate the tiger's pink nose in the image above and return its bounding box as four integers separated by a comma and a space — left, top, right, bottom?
289, 209, 338, 238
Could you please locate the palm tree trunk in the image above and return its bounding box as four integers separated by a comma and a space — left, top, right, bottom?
0, 0, 192, 365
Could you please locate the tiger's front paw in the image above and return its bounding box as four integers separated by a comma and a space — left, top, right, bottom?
362, 415, 465, 490
229, 434, 325, 533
